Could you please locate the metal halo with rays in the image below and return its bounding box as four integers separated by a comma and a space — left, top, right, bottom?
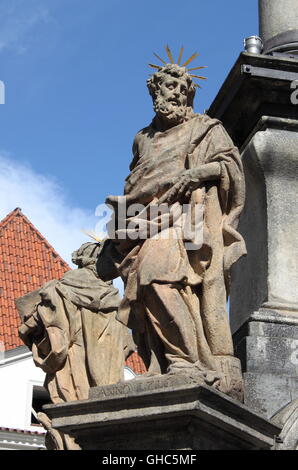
81, 229, 106, 243
149, 45, 207, 88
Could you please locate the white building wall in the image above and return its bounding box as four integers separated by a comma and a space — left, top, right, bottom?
0, 346, 137, 437
0, 351, 46, 433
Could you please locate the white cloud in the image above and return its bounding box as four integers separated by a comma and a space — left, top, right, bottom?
0, 2, 53, 54
0, 153, 124, 294
0, 153, 99, 265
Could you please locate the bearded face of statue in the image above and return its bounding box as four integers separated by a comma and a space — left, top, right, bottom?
153, 75, 189, 125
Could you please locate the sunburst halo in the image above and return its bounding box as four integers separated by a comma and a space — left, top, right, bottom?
149, 45, 207, 88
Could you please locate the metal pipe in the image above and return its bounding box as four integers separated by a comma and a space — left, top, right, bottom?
244, 36, 263, 54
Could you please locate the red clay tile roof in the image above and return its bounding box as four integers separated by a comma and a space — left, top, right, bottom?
0, 208, 146, 375
0, 208, 70, 351
126, 351, 147, 375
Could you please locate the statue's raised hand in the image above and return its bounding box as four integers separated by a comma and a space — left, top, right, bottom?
159, 163, 221, 204
172, 170, 201, 202
159, 169, 201, 204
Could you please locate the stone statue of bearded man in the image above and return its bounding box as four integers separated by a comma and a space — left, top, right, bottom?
106, 63, 246, 400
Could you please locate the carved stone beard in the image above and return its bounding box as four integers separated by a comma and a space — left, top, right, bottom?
153, 92, 188, 125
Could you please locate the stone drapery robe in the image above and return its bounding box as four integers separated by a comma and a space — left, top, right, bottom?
107, 113, 246, 385
18, 265, 127, 403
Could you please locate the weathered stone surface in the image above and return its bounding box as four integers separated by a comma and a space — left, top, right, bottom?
247, 319, 298, 339
272, 398, 298, 450
228, 116, 298, 418
229, 116, 298, 417
44, 375, 281, 450
17, 240, 133, 449
244, 372, 298, 419
208, 53, 298, 149
106, 60, 246, 398
259, 0, 298, 54
233, 312, 298, 418
230, 121, 298, 334
259, 0, 298, 40
244, 335, 298, 375
208, 50, 298, 424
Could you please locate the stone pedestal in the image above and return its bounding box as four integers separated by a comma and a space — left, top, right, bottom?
208, 52, 298, 419
44, 375, 281, 450
231, 116, 298, 335
233, 310, 298, 418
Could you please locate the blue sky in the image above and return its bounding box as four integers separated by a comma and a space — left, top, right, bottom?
0, 0, 258, 263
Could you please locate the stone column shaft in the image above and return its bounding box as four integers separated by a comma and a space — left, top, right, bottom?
231, 119, 298, 334
259, 0, 298, 54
